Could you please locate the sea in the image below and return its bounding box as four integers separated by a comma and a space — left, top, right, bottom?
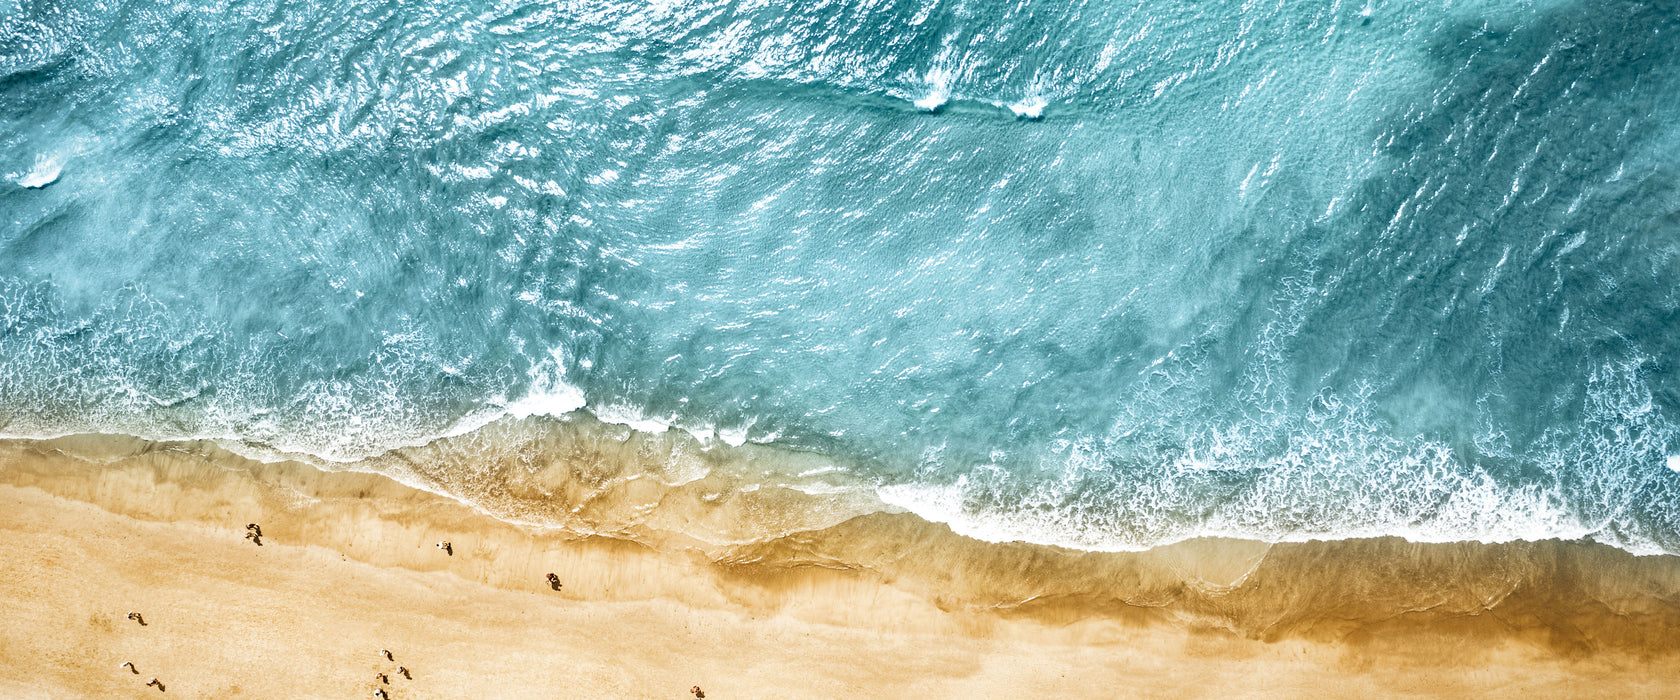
3, 0, 1679, 556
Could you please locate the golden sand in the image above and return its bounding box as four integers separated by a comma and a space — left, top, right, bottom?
2, 434, 1677, 698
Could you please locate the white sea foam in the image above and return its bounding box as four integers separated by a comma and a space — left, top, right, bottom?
913, 92, 949, 111
715, 422, 751, 447
504, 348, 587, 419
569, 396, 759, 450
1007, 97, 1048, 119
501, 389, 586, 420
878, 473, 1607, 554
913, 68, 952, 111
592, 402, 676, 435
12, 154, 62, 188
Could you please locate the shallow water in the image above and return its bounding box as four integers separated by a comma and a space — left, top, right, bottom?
3, 0, 1679, 553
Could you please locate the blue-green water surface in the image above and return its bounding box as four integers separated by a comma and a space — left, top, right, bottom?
3, 0, 1679, 551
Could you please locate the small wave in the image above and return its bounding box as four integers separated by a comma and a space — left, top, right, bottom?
1007, 97, 1048, 119
912, 68, 952, 112
913, 91, 949, 112
11, 154, 62, 188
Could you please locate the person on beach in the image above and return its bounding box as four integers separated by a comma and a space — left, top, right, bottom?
127, 612, 145, 626
377, 672, 388, 684
246, 523, 262, 537
546, 573, 561, 590
146, 678, 164, 690
691, 685, 705, 698
380, 649, 393, 661
397, 667, 410, 679
245, 530, 263, 546
373, 689, 388, 699
436, 540, 452, 555
120, 661, 137, 674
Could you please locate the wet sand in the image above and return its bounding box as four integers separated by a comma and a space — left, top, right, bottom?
2, 434, 1678, 698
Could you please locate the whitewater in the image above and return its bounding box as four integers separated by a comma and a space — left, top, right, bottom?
3, 0, 1679, 554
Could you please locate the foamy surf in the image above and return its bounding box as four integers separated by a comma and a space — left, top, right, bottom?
911, 67, 953, 111
1007, 97, 1048, 119
11, 154, 61, 188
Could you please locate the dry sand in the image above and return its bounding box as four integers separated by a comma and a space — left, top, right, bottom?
2, 435, 1678, 699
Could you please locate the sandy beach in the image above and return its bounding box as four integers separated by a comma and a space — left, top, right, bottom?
8, 0, 1680, 695
3, 434, 1678, 699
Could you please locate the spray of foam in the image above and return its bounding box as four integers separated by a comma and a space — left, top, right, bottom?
447, 345, 760, 454
1007, 97, 1048, 119
11, 153, 63, 188
913, 67, 952, 111
502, 347, 587, 420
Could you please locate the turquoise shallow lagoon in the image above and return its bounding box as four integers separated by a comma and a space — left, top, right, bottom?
3, 0, 1679, 553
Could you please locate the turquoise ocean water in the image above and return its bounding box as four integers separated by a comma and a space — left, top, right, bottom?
3, 0, 1679, 553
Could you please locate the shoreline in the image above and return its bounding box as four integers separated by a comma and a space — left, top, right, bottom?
4, 433, 1679, 697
